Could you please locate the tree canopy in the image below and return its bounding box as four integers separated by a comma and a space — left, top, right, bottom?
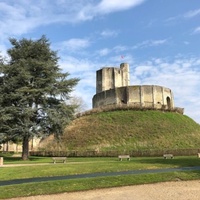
0, 36, 79, 160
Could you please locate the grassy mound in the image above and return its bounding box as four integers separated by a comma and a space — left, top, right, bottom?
56, 110, 200, 151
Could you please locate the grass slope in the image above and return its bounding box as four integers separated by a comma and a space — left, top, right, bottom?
51, 110, 200, 151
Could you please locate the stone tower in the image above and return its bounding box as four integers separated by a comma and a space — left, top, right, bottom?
92, 63, 181, 112
96, 63, 130, 93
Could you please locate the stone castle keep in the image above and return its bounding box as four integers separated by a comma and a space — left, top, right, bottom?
92, 63, 175, 110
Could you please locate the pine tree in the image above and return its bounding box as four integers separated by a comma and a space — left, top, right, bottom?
0, 36, 79, 160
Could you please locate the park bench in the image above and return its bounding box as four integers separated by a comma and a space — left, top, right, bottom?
52, 157, 67, 164
163, 154, 173, 159
118, 155, 130, 161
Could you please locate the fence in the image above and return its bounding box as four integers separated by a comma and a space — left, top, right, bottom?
30, 148, 200, 157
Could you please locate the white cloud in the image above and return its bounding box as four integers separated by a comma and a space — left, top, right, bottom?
95, 45, 128, 57
98, 48, 111, 56
101, 30, 119, 37
0, 0, 146, 40
59, 56, 97, 74
0, 0, 147, 63
58, 38, 91, 52
132, 39, 168, 49
184, 41, 190, 45
133, 65, 157, 82
113, 45, 128, 52
193, 27, 200, 34
0, 1, 40, 38
77, 0, 146, 21
0, 43, 8, 58
107, 54, 134, 65
184, 8, 200, 18
166, 8, 200, 24
152, 40, 168, 45
96, 0, 145, 14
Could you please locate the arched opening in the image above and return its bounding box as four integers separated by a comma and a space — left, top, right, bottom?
166, 97, 171, 109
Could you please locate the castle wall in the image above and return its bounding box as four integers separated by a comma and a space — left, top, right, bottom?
127, 86, 141, 106
154, 86, 163, 108
93, 85, 174, 109
142, 86, 153, 107
163, 87, 174, 108
93, 89, 117, 107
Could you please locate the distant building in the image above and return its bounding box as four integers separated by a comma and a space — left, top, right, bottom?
0, 137, 41, 153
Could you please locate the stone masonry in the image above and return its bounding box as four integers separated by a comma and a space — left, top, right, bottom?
93, 63, 175, 110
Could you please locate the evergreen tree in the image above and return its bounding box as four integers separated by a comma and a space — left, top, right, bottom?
0, 36, 79, 160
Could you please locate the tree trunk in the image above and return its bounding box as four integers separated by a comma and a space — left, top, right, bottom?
6, 141, 9, 152
22, 136, 29, 160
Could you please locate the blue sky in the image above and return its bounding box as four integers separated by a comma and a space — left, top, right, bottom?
0, 0, 200, 123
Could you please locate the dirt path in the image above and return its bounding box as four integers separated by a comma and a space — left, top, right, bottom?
7, 180, 200, 200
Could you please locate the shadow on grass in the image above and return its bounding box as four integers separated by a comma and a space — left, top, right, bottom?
133, 156, 200, 168
2, 156, 52, 163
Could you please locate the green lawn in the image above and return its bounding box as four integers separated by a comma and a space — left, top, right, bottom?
0, 156, 200, 199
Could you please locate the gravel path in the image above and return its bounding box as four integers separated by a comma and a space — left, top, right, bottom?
7, 180, 200, 200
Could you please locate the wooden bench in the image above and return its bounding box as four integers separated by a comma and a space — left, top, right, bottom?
52, 157, 67, 164
163, 154, 173, 159
118, 155, 130, 161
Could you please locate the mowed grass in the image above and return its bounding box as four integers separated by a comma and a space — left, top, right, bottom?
1, 172, 200, 199
59, 110, 200, 151
0, 156, 200, 199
